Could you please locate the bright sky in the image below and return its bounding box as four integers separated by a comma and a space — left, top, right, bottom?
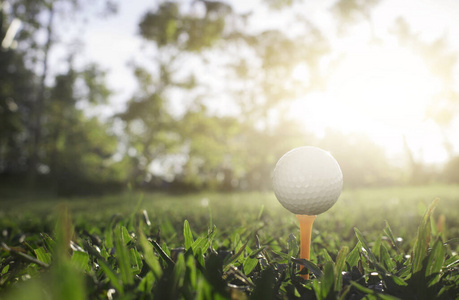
304, 0, 459, 165
55, 0, 459, 165
286, 0, 459, 164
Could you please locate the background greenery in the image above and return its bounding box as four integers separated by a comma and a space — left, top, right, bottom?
1, 0, 459, 195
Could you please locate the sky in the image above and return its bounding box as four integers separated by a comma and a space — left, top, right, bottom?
52, 0, 459, 166
287, 0, 459, 164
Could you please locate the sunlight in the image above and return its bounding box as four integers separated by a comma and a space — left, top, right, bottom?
292, 43, 445, 163
329, 46, 440, 127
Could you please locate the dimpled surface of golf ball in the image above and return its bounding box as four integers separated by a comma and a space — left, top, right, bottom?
272, 146, 343, 215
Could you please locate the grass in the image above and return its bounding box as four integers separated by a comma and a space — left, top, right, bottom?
0, 185, 458, 299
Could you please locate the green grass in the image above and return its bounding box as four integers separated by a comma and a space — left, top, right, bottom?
0, 185, 459, 299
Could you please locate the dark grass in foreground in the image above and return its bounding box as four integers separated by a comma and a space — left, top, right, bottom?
0, 188, 459, 299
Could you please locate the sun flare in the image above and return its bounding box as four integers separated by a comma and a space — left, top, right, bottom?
292, 44, 447, 163
329, 46, 439, 126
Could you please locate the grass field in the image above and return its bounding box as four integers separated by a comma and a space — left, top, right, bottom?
1, 185, 459, 299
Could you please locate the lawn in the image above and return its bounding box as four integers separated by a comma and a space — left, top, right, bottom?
0, 185, 458, 299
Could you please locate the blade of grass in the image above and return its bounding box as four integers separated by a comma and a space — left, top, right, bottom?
383, 221, 398, 251
138, 229, 162, 279
2, 243, 50, 268
184, 220, 194, 250
243, 256, 258, 275
137, 271, 154, 293
354, 228, 377, 264
380, 244, 395, 272
129, 247, 142, 274
257, 205, 264, 220
52, 258, 86, 300
372, 236, 382, 258
34, 247, 52, 265
98, 259, 124, 294
425, 239, 445, 279
249, 246, 267, 258
151, 240, 175, 268
346, 242, 360, 268
291, 257, 323, 278
40, 233, 56, 253
71, 251, 90, 272
335, 246, 349, 292
350, 281, 399, 300
319, 248, 333, 264
288, 233, 299, 259
191, 235, 210, 253
355, 228, 388, 274
121, 226, 133, 245
412, 198, 439, 273
315, 262, 335, 300
224, 237, 251, 269
114, 225, 134, 285
173, 253, 186, 290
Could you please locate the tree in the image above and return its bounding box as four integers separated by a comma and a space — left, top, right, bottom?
118, 66, 180, 185
0, 6, 36, 175
43, 60, 122, 194
6, 0, 70, 184
126, 1, 340, 190
178, 105, 242, 190
214, 6, 332, 189
120, 1, 239, 187
1, 0, 121, 194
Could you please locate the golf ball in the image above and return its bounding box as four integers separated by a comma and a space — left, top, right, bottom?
272, 146, 343, 215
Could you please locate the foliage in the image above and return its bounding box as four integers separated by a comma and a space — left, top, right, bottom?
0, 187, 459, 299
120, 1, 240, 186
318, 130, 401, 187
179, 107, 242, 190
0, 1, 122, 193
118, 66, 180, 185
442, 156, 459, 183
2, 0, 459, 193
332, 0, 382, 29
0, 6, 36, 174
139, 1, 232, 52
123, 0, 334, 190
38, 60, 123, 195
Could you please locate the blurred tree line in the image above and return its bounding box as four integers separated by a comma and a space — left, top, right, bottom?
1, 0, 459, 196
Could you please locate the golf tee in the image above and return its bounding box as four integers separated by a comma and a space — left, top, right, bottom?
296, 214, 316, 280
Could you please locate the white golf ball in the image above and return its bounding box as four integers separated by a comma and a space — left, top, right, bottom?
272, 146, 343, 215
